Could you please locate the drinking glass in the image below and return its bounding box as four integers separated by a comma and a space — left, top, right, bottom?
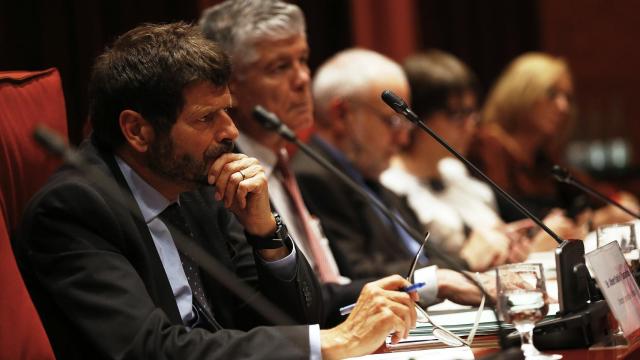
496, 263, 561, 359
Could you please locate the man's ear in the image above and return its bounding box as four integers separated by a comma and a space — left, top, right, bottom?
328, 98, 351, 137
119, 110, 155, 153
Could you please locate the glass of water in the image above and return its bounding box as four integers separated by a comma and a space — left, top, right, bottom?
496, 263, 561, 359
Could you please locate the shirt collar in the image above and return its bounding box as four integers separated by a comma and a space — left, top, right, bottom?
236, 132, 278, 178
115, 156, 172, 223
311, 135, 367, 186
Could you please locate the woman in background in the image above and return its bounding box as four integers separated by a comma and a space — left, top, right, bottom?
382, 50, 533, 270
468, 52, 638, 248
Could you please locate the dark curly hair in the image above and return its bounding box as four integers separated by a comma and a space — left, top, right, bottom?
88, 22, 231, 150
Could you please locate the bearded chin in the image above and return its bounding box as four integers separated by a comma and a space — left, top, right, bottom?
146, 138, 206, 187
146, 136, 235, 187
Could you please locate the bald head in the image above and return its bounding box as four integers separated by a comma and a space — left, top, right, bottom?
313, 48, 409, 127
312, 48, 410, 179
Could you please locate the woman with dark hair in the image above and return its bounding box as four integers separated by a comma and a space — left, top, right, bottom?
381, 50, 532, 270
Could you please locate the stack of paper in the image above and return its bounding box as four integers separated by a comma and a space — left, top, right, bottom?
386, 304, 560, 351
346, 347, 475, 360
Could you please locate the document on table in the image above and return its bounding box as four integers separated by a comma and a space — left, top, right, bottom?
346, 347, 474, 359
385, 304, 560, 351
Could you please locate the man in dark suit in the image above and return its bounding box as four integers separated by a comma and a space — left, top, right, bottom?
200, 0, 487, 310
199, 0, 371, 326
14, 23, 418, 359
294, 48, 488, 306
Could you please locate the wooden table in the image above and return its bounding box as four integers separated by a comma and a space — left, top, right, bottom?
471, 338, 640, 359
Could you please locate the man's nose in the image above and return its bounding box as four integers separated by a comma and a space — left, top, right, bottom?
217, 111, 240, 142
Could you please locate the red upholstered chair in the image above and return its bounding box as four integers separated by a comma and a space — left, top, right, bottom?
0, 68, 67, 359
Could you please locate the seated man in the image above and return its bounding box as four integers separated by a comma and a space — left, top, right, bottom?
13, 23, 417, 360
199, 0, 369, 327
201, 0, 487, 311
294, 48, 488, 306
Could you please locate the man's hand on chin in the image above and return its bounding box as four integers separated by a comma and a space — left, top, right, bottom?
208, 152, 288, 260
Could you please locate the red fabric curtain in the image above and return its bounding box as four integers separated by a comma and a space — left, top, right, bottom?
349, 0, 418, 63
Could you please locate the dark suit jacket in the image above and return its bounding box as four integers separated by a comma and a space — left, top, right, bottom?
13, 139, 323, 360
234, 141, 367, 327
292, 136, 466, 280
292, 137, 422, 279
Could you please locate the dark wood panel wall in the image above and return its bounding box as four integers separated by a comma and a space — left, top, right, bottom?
1, 0, 638, 173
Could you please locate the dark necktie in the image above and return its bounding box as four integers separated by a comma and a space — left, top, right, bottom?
159, 203, 216, 327
365, 181, 429, 266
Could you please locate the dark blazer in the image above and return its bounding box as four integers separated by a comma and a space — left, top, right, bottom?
234, 141, 367, 327
292, 137, 421, 279
292, 136, 465, 280
13, 139, 322, 360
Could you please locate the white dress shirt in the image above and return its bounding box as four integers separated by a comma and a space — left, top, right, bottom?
236, 133, 348, 284
381, 157, 502, 255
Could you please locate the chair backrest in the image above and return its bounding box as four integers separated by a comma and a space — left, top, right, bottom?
0, 68, 68, 233
0, 68, 67, 360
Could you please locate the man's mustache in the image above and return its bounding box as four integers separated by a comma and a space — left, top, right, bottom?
204, 139, 235, 161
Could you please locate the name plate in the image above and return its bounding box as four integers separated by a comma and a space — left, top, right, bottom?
586, 241, 640, 339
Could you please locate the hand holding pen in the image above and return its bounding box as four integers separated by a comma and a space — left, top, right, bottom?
340, 282, 426, 315
319, 234, 430, 358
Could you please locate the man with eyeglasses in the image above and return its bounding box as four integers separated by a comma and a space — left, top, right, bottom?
199, 0, 482, 322
199, 0, 375, 329
381, 50, 533, 272
293, 48, 487, 306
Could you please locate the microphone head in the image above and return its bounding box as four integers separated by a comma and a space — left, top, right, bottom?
381, 90, 408, 113
252, 105, 297, 142
551, 165, 572, 183
33, 124, 68, 158
252, 105, 281, 131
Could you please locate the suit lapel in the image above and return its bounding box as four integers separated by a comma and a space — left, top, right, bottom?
86, 141, 184, 324
308, 139, 414, 259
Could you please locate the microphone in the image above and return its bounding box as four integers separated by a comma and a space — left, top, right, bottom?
33, 125, 84, 166
382, 90, 564, 245
251, 106, 508, 348
552, 165, 640, 219
382, 91, 611, 350
254, 105, 296, 142
253, 106, 425, 248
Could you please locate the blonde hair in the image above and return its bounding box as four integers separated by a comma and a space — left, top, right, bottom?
482, 52, 571, 133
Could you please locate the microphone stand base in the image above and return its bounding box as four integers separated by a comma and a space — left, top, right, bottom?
505, 300, 610, 350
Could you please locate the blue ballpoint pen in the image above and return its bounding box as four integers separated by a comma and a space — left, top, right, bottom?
339, 282, 426, 316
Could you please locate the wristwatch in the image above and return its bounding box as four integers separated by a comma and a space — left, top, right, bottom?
245, 212, 293, 250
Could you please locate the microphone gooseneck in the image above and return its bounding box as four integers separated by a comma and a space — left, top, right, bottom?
383, 94, 605, 348
381, 90, 564, 245
551, 165, 572, 183
253, 106, 424, 249
551, 164, 640, 220
252, 105, 508, 348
